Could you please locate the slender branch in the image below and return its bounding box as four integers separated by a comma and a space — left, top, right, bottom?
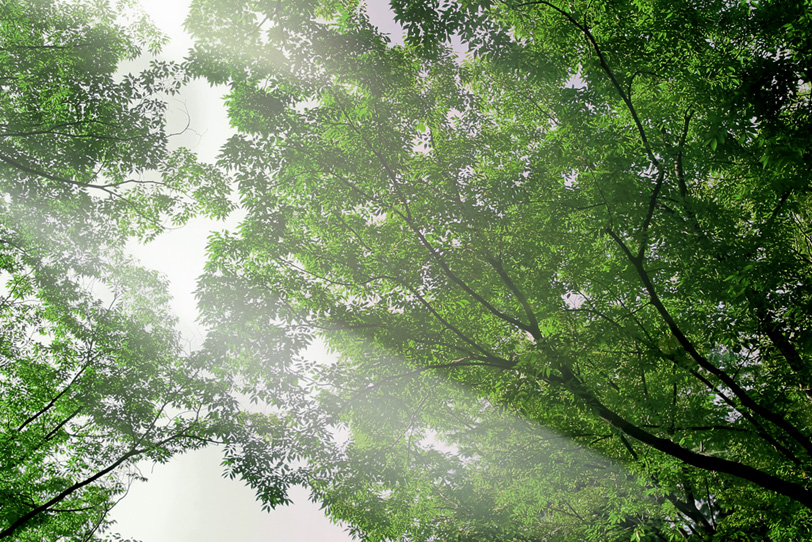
0, 432, 188, 539
674, 111, 693, 201
767, 190, 793, 225
0, 149, 167, 230
638, 168, 665, 261
575, 292, 793, 459
486, 256, 542, 339
43, 407, 83, 442
747, 287, 811, 392
330, 94, 535, 335
17, 351, 96, 433
387, 391, 432, 452
406, 284, 501, 361
347, 358, 513, 404
665, 492, 714, 535
0, 149, 124, 192
512, 0, 659, 167
618, 433, 639, 461
654, 349, 800, 464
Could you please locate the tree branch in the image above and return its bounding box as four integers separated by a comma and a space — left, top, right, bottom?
606, 227, 812, 459
512, 0, 660, 168
555, 363, 812, 509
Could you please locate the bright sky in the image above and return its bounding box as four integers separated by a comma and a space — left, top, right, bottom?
109, 1, 404, 540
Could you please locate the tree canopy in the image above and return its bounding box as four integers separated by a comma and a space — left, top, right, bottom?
187, 0, 812, 539
5, 0, 812, 540
0, 1, 293, 539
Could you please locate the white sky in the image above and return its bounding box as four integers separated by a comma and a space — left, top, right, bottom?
109, 1, 405, 540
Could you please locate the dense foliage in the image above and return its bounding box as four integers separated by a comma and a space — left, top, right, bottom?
188, 0, 812, 540
0, 1, 291, 539
5, 0, 812, 539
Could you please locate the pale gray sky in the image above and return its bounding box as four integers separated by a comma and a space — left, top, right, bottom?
109, 1, 403, 540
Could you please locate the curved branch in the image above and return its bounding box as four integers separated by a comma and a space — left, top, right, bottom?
606, 227, 812, 458
555, 364, 812, 509
0, 149, 167, 231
